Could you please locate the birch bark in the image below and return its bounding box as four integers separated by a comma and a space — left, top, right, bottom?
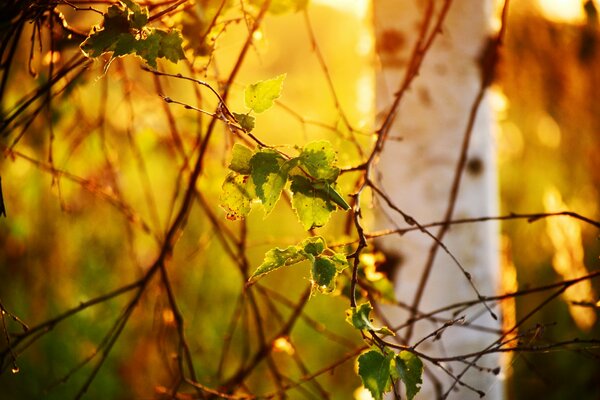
373, 1, 503, 398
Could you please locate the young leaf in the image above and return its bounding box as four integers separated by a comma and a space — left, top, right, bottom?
395, 351, 423, 400
299, 236, 326, 257
232, 112, 256, 132
357, 350, 394, 400
299, 140, 340, 183
290, 175, 336, 230
346, 302, 374, 330
346, 302, 395, 336
228, 143, 254, 174
329, 252, 349, 272
155, 29, 186, 63
219, 173, 254, 221
250, 150, 289, 215
311, 256, 337, 293
310, 253, 348, 293
250, 245, 306, 280
245, 74, 286, 113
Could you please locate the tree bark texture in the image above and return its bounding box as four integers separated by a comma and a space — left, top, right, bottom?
373, 1, 503, 398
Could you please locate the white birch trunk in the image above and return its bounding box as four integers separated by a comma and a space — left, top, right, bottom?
373, 1, 503, 399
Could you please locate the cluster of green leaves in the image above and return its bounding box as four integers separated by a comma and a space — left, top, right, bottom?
220, 75, 349, 230
357, 348, 423, 400
220, 140, 349, 230
249, 236, 348, 293
346, 302, 423, 400
80, 0, 185, 68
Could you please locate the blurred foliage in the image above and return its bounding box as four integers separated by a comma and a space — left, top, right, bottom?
498, 2, 600, 399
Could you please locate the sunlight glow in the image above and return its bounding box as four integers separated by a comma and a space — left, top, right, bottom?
313, 0, 369, 17
500, 236, 517, 378
536, 0, 588, 24
272, 336, 295, 355
354, 386, 375, 400
356, 73, 374, 127
544, 187, 597, 331
252, 30, 264, 41
536, 113, 561, 149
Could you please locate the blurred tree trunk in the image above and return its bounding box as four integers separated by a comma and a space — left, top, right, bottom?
373, 1, 503, 398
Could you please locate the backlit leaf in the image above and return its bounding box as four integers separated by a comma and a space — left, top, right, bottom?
112, 33, 139, 58
219, 173, 254, 221
311, 253, 347, 293
250, 150, 289, 215
233, 112, 256, 132
311, 256, 337, 293
395, 351, 423, 400
155, 29, 185, 63
313, 181, 350, 211
299, 140, 339, 183
250, 245, 306, 280
121, 0, 149, 29
357, 350, 394, 400
346, 302, 374, 330
290, 175, 336, 230
300, 236, 326, 256
80, 1, 185, 68
229, 143, 253, 174
346, 302, 394, 336
245, 74, 286, 113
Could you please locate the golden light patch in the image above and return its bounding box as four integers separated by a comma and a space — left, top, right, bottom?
544, 187, 597, 331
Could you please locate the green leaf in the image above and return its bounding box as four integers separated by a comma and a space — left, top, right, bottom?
310, 253, 347, 293
80, 4, 131, 57
346, 302, 374, 330
313, 181, 350, 211
80, 1, 185, 68
311, 256, 337, 293
219, 173, 254, 221
113, 33, 139, 58
358, 350, 394, 400
122, 0, 149, 29
395, 351, 423, 400
250, 245, 306, 280
346, 302, 394, 336
229, 143, 253, 174
155, 29, 186, 63
290, 175, 336, 230
299, 236, 326, 257
299, 141, 340, 183
250, 150, 290, 215
81, 28, 128, 58
329, 252, 349, 271
233, 112, 256, 132
136, 31, 161, 68
245, 74, 286, 113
